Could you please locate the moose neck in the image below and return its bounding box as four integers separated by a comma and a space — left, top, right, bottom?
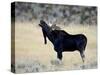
42, 24, 54, 44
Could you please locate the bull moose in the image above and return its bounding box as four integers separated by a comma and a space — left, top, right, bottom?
39, 20, 87, 63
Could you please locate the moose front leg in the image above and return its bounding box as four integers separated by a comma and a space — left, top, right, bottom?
56, 52, 63, 65
57, 52, 63, 60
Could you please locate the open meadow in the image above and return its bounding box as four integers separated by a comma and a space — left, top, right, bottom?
14, 22, 97, 73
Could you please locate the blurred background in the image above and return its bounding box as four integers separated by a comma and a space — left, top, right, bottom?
14, 2, 97, 25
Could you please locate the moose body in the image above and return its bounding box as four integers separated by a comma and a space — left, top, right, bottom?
39, 20, 87, 62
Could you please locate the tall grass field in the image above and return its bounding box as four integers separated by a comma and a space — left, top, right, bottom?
13, 22, 97, 73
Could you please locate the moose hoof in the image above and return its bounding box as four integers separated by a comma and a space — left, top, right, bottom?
51, 59, 62, 65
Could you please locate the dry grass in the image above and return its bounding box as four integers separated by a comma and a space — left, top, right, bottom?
14, 22, 97, 73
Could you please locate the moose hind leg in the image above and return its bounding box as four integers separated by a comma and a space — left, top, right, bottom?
80, 51, 85, 63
